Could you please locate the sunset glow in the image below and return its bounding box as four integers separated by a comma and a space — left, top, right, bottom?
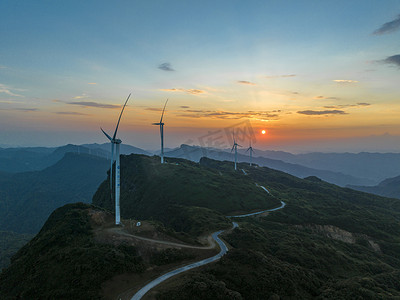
0, 1, 400, 152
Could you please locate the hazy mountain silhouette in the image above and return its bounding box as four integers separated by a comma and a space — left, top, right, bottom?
348, 175, 400, 199
164, 145, 375, 187
0, 153, 109, 234
0, 143, 150, 173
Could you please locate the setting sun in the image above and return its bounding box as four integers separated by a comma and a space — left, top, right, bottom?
261, 130, 266, 135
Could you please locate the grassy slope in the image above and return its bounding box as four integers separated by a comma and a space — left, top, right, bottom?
154, 162, 400, 299
92, 154, 281, 235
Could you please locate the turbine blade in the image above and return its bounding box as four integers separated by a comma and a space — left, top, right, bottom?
159, 99, 169, 123
113, 93, 131, 140
152, 123, 160, 125
246, 147, 250, 152
237, 144, 242, 147
101, 127, 113, 141
231, 145, 235, 152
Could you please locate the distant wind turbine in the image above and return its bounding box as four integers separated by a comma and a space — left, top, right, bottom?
100, 93, 131, 225
246, 140, 254, 166
152, 99, 168, 164
231, 132, 242, 170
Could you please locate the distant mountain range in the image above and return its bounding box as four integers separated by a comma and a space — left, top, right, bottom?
3, 143, 400, 187
348, 175, 400, 199
163, 145, 375, 187
0, 152, 109, 234
0, 143, 151, 174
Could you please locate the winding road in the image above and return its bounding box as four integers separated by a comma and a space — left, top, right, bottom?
131, 222, 238, 300
130, 187, 286, 300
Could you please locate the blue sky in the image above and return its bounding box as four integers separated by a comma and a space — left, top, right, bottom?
1, 1, 400, 152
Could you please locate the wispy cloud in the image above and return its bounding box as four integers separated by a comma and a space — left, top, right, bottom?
145, 107, 163, 112
0, 84, 24, 97
265, 74, 296, 79
68, 101, 121, 109
0, 65, 7, 69
237, 80, 256, 85
383, 54, 400, 67
87, 82, 97, 85
161, 88, 205, 95
313, 96, 340, 100
178, 109, 281, 121
323, 103, 371, 109
297, 110, 347, 116
180, 105, 190, 108
158, 62, 175, 72
373, 14, 400, 35
56, 111, 89, 116
0, 107, 38, 112
333, 79, 358, 84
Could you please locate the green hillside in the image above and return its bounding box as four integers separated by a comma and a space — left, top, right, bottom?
153, 161, 400, 299
92, 154, 281, 235
0, 203, 145, 299
2, 156, 400, 299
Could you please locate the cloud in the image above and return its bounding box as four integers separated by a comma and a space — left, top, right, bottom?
68, 101, 121, 109
373, 14, 400, 35
158, 62, 175, 71
333, 79, 358, 84
0, 65, 7, 69
0, 84, 24, 97
0, 107, 38, 112
383, 54, 400, 67
72, 93, 88, 99
314, 96, 340, 100
323, 103, 370, 109
178, 109, 281, 121
265, 74, 296, 79
56, 111, 89, 116
180, 105, 190, 108
145, 107, 163, 112
161, 88, 205, 95
297, 110, 347, 116
87, 82, 97, 85
237, 80, 256, 85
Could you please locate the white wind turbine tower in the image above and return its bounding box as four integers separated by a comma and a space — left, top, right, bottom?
100, 94, 131, 225
246, 140, 254, 166
231, 132, 242, 170
152, 99, 168, 164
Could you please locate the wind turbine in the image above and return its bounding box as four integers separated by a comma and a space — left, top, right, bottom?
100, 93, 131, 225
246, 140, 254, 166
231, 132, 242, 170
152, 99, 168, 164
